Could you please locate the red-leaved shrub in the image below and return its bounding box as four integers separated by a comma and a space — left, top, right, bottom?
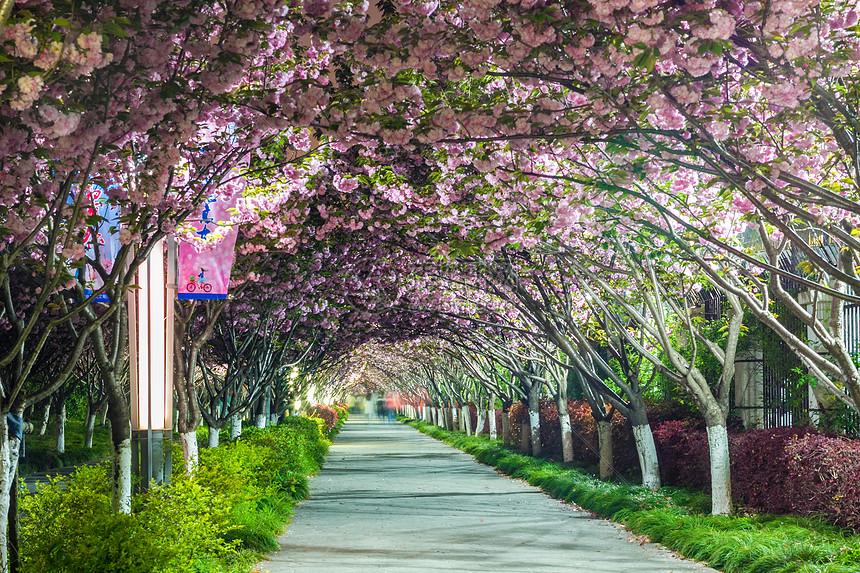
505, 399, 636, 471
306, 404, 338, 431
730, 428, 815, 514
786, 433, 860, 529
651, 420, 711, 490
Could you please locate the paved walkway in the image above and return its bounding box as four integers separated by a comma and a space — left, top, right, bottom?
259, 416, 720, 573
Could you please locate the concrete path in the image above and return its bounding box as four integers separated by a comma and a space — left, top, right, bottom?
259, 416, 720, 573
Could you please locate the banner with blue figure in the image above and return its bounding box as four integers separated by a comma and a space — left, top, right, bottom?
177, 192, 239, 300
69, 182, 122, 303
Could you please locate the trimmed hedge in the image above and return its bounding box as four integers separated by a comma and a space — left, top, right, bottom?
20, 415, 335, 573
653, 422, 860, 529
403, 417, 860, 573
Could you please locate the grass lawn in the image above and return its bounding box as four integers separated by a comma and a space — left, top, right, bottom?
19, 419, 113, 476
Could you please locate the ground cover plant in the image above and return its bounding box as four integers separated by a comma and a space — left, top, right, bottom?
18, 413, 343, 573
402, 417, 860, 573
19, 420, 112, 476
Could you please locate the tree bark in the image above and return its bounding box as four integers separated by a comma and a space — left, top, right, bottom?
55, 400, 66, 454
488, 408, 497, 440
230, 413, 242, 440
208, 425, 220, 448
105, 374, 132, 514
559, 407, 574, 463
84, 410, 97, 449
519, 421, 532, 455
597, 420, 613, 480
462, 406, 472, 435
180, 431, 199, 473
632, 424, 660, 490
38, 401, 50, 436
707, 424, 732, 515
501, 412, 511, 445
0, 415, 22, 573
528, 384, 542, 456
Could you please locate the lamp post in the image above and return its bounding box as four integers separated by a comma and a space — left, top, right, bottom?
129, 238, 175, 491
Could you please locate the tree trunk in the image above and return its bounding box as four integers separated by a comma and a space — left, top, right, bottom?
501, 412, 511, 445
270, 413, 281, 425
451, 403, 459, 428
84, 411, 97, 449
520, 421, 532, 455
559, 406, 574, 463
55, 401, 66, 454
528, 384, 542, 456
0, 415, 23, 573
488, 408, 497, 440
180, 431, 199, 474
255, 413, 267, 428
597, 420, 613, 480
101, 404, 109, 427
632, 424, 660, 490
208, 425, 220, 448
475, 409, 486, 435
230, 413, 242, 440
38, 402, 50, 436
462, 406, 472, 436
707, 424, 732, 515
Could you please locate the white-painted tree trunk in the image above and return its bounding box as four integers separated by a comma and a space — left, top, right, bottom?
462, 406, 472, 436
451, 404, 459, 428
112, 437, 132, 514
488, 409, 497, 440
230, 413, 242, 440
707, 425, 732, 515
597, 420, 613, 479
0, 421, 21, 573
559, 410, 574, 463
475, 410, 486, 435
255, 413, 267, 428
270, 413, 281, 425
501, 413, 511, 445
208, 425, 220, 448
55, 402, 66, 454
529, 409, 541, 457
84, 412, 97, 449
180, 431, 199, 474
39, 402, 50, 436
632, 424, 661, 490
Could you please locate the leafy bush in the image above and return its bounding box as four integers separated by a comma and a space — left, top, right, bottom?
404, 417, 860, 573
652, 420, 711, 491
507, 399, 636, 470
20, 416, 331, 573
307, 404, 339, 433
20, 465, 236, 573
731, 428, 816, 514
786, 433, 860, 529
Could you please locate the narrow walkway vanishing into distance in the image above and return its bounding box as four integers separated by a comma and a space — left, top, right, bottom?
259, 416, 720, 573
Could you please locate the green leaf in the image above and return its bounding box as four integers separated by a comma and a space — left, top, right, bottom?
102, 21, 129, 39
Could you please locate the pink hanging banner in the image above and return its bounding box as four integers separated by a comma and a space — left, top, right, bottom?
178, 193, 239, 300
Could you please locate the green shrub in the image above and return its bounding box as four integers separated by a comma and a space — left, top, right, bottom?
20, 465, 236, 573
21, 415, 332, 573
403, 417, 860, 573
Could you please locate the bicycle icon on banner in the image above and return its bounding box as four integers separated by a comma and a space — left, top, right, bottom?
186, 268, 212, 293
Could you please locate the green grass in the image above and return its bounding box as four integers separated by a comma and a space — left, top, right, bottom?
20, 419, 112, 475
401, 416, 860, 573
